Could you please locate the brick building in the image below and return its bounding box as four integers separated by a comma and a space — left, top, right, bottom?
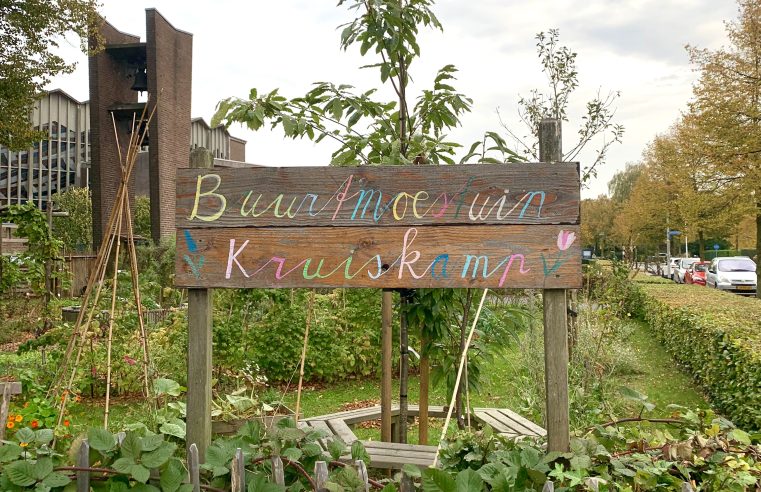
0, 9, 248, 248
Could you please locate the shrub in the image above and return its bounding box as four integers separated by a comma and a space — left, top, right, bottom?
51, 187, 92, 252
630, 282, 761, 430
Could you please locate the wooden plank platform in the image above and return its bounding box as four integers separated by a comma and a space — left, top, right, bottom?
301, 404, 544, 469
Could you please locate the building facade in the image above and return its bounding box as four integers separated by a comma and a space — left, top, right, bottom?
0, 89, 245, 210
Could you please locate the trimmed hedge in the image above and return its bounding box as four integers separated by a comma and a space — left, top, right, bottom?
630, 282, 761, 430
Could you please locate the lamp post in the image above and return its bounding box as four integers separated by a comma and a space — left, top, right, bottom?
666, 229, 681, 279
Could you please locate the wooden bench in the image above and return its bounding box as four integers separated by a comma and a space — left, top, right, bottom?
473, 407, 546, 438
0, 382, 22, 441
299, 404, 544, 469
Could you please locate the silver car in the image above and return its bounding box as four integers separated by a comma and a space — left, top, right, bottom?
706, 256, 757, 295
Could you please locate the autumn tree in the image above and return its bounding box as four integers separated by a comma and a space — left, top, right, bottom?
688, 0, 761, 294
0, 0, 101, 151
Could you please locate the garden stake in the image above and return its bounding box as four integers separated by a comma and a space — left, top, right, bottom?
432, 288, 489, 468
52, 97, 158, 435
295, 289, 316, 422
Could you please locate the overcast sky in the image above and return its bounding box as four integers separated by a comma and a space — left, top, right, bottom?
49, 0, 739, 198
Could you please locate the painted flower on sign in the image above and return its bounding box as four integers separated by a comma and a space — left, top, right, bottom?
557, 230, 576, 251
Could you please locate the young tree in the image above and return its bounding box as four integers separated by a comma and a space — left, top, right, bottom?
213, 0, 478, 440
468, 29, 624, 182
0, 0, 101, 150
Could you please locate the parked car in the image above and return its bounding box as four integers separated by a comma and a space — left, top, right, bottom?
668, 258, 681, 281
684, 261, 709, 286
706, 256, 757, 295
675, 257, 701, 283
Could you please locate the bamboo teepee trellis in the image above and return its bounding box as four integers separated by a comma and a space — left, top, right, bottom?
50, 97, 158, 429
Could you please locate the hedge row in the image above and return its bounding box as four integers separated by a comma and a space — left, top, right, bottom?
630, 281, 761, 430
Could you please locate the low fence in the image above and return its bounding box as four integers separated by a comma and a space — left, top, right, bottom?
64, 441, 379, 492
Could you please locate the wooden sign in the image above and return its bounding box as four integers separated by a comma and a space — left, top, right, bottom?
175, 164, 580, 228
175, 164, 581, 289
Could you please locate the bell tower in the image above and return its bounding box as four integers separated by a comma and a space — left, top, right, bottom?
89, 10, 192, 247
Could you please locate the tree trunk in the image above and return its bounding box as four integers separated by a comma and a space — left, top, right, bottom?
455, 289, 473, 429
399, 290, 410, 443
699, 230, 705, 260
418, 336, 429, 445
756, 202, 761, 299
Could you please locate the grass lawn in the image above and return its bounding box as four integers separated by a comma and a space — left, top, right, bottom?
619, 320, 707, 411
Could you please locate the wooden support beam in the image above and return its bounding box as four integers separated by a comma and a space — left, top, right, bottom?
540, 118, 571, 453
186, 148, 213, 462
381, 289, 393, 442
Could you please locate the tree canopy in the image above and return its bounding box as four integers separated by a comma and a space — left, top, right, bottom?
0, 0, 101, 151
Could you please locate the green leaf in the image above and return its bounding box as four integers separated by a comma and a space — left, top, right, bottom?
88, 428, 117, 452
15, 427, 35, 445
422, 468, 456, 492
159, 420, 186, 439
281, 447, 302, 462
455, 469, 483, 492
120, 432, 142, 460
41, 472, 70, 488
141, 442, 176, 469
34, 457, 54, 480
302, 442, 323, 458
129, 464, 151, 483
327, 439, 346, 461
112, 457, 136, 475
402, 464, 421, 479
248, 472, 287, 492
141, 433, 164, 452
0, 443, 23, 462
277, 428, 305, 441
34, 429, 54, 445
159, 458, 186, 492
6, 460, 37, 487
155, 378, 182, 397
350, 441, 370, 463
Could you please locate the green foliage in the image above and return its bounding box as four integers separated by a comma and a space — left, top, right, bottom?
134, 195, 152, 240
51, 187, 92, 252
213, 0, 471, 166
214, 288, 382, 383
0, 202, 63, 293
495, 29, 624, 180
430, 408, 761, 491
0, 0, 101, 150
630, 281, 761, 430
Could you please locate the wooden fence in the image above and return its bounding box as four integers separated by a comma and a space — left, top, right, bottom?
61, 439, 696, 492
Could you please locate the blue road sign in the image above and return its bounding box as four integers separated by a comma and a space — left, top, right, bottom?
713, 244, 720, 250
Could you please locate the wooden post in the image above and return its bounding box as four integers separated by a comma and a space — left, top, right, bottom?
418, 335, 429, 445
188, 443, 201, 492
314, 461, 329, 492
539, 118, 570, 453
187, 148, 214, 461
231, 448, 245, 492
77, 440, 90, 492
381, 289, 393, 442
399, 289, 410, 444
355, 460, 369, 492
271, 456, 285, 486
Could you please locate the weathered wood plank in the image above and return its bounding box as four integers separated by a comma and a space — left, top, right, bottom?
176, 164, 580, 229
473, 410, 518, 438
497, 408, 547, 436
176, 225, 581, 289
186, 288, 213, 462
544, 288, 570, 452
327, 418, 358, 444
77, 440, 90, 492
0, 383, 11, 442
0, 382, 22, 395
481, 408, 537, 437
362, 440, 439, 453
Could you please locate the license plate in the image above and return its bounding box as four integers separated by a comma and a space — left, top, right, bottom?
737, 285, 754, 291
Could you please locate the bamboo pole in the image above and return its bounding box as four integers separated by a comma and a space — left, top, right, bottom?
294, 290, 315, 422
104, 191, 124, 429
432, 288, 489, 468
